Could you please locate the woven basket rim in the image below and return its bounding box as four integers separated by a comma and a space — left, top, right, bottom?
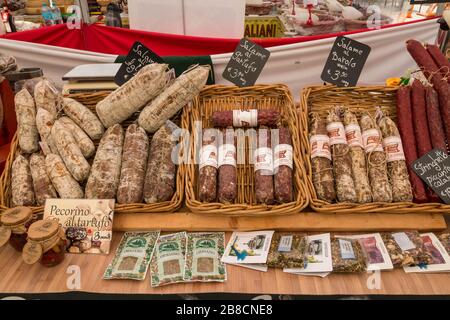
185, 84, 309, 217
0, 91, 185, 214
300, 84, 450, 214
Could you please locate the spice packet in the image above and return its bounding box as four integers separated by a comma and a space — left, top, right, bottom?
283, 233, 332, 274
438, 233, 450, 255
381, 231, 432, 267
103, 231, 160, 281
335, 233, 393, 271
267, 232, 307, 269
404, 233, 450, 273
150, 232, 187, 287
183, 232, 227, 282
331, 238, 367, 272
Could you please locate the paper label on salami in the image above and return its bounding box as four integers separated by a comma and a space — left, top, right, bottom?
362, 129, 383, 153
218, 144, 237, 167
326, 122, 347, 146
199, 145, 218, 170
233, 110, 258, 127
254, 147, 273, 172
310, 135, 331, 161
345, 124, 363, 148
383, 136, 406, 162
392, 232, 416, 251
274, 144, 293, 170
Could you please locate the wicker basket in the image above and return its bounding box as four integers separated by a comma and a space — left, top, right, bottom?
0, 91, 185, 214
300, 84, 450, 214
185, 84, 309, 217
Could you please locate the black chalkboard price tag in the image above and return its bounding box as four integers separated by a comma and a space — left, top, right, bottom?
222, 38, 270, 87
114, 41, 165, 86
321, 36, 371, 87
412, 148, 450, 204
410, 0, 447, 4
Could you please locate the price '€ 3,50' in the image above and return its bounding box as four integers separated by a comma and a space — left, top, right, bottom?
321, 36, 371, 88
223, 38, 270, 87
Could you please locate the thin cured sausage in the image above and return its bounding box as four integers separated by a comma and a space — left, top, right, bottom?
360, 113, 392, 203
309, 115, 335, 203
327, 110, 356, 203
274, 127, 294, 203
395, 86, 427, 203
254, 127, 274, 204
342, 110, 372, 203
217, 128, 237, 204
198, 128, 218, 202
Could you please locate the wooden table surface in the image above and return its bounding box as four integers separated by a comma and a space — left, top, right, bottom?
1, 232, 450, 296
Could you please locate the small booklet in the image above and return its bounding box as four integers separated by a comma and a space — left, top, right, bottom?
283, 233, 332, 274
221, 231, 274, 265
404, 233, 450, 273
335, 233, 393, 271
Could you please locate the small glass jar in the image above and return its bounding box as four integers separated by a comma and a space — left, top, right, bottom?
0, 207, 36, 252
22, 219, 66, 268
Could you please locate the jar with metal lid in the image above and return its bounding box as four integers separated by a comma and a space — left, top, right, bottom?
22, 219, 66, 268
0, 207, 37, 251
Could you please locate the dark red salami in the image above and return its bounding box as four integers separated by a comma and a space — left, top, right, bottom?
198, 129, 219, 202
217, 128, 237, 204
396, 86, 427, 203
425, 86, 447, 153
426, 44, 450, 84
254, 127, 274, 204
274, 127, 293, 203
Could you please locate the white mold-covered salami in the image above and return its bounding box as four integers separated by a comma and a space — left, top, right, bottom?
63, 97, 104, 140
117, 124, 149, 204
96, 63, 170, 128
51, 122, 90, 182
138, 65, 210, 133
57, 116, 95, 158
34, 78, 59, 118
11, 154, 35, 206
85, 124, 124, 199
15, 88, 39, 153
35, 108, 58, 154
143, 124, 176, 203
29, 153, 57, 205
45, 154, 84, 198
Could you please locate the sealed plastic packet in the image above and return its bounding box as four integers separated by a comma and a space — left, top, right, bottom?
331, 238, 367, 272
150, 232, 187, 287
183, 232, 227, 282
267, 232, 308, 269
381, 231, 432, 267
103, 231, 160, 281
438, 233, 450, 255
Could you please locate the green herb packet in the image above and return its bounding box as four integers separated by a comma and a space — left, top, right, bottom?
183, 232, 227, 282
150, 232, 187, 287
267, 232, 308, 269
103, 231, 160, 281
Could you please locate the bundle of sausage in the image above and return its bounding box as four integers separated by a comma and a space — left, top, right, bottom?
11, 73, 185, 206
197, 108, 294, 205
309, 107, 412, 204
